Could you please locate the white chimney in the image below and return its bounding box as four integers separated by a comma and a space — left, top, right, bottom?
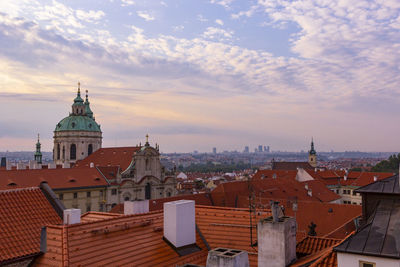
258, 216, 296, 267
6, 160, 11, 170
206, 248, 249, 267
17, 162, 24, 170
124, 200, 149, 215
344, 175, 347, 181
164, 200, 195, 248
90, 162, 94, 168
373, 176, 378, 182
304, 184, 309, 190
63, 209, 81, 225
48, 163, 56, 169
63, 162, 70, 168
29, 160, 35, 169
307, 189, 312, 197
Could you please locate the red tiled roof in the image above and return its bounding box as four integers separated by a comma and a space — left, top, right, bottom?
74, 146, 141, 171
81, 211, 123, 223
300, 180, 340, 202
0, 187, 62, 263
36, 205, 268, 266
296, 236, 341, 255
0, 168, 108, 190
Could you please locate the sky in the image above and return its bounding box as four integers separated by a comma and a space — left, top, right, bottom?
1, 0, 400, 153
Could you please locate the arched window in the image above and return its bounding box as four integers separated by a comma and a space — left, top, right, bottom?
62, 146, 65, 160
70, 144, 76, 160
146, 158, 150, 171
88, 144, 93, 156
57, 144, 60, 160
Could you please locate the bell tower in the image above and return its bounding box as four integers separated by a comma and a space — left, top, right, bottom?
308, 138, 317, 168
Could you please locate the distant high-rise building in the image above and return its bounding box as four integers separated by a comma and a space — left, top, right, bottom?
258, 145, 263, 152
213, 147, 217, 154
244, 146, 249, 153
266, 146, 270, 153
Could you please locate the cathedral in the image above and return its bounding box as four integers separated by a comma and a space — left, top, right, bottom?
53, 82, 102, 166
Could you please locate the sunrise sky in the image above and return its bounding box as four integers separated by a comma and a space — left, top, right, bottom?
1, 0, 400, 152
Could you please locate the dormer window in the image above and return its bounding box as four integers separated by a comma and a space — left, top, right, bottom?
7, 182, 17, 186
71, 122, 75, 128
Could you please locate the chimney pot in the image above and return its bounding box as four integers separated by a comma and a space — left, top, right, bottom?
206, 248, 249, 267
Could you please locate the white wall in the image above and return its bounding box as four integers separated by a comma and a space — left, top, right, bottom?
337, 252, 400, 267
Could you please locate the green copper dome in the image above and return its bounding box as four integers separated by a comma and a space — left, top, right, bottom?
55, 84, 101, 132
55, 115, 101, 132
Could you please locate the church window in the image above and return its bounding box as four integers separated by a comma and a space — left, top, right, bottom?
145, 183, 151, 199
71, 122, 75, 128
88, 144, 93, 156
62, 146, 65, 160
89, 124, 92, 128
167, 191, 171, 197
146, 158, 150, 170
57, 144, 60, 160
70, 144, 76, 160
124, 196, 130, 201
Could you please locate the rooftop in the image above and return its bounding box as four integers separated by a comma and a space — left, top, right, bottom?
0, 187, 62, 264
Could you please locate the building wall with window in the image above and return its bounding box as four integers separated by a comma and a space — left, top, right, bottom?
328, 185, 363, 205
55, 187, 107, 213
337, 252, 399, 267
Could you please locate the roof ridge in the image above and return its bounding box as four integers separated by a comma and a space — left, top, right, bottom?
0, 187, 39, 193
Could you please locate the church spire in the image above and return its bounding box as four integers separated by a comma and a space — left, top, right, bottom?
84, 89, 94, 118
34, 134, 42, 164
309, 137, 316, 155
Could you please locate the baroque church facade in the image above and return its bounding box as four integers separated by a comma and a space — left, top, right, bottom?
51, 84, 177, 211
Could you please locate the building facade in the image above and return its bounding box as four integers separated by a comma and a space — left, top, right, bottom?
53, 83, 102, 166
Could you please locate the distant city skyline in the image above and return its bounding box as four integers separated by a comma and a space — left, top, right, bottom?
1, 1, 400, 153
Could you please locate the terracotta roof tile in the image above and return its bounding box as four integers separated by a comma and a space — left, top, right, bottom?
296, 236, 341, 255
0, 168, 108, 190
0, 187, 62, 263
74, 146, 141, 171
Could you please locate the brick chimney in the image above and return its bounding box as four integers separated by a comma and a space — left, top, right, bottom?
258, 202, 296, 267
164, 200, 195, 248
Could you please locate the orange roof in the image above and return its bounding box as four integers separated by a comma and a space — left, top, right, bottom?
296, 236, 341, 255
300, 180, 340, 202
36, 205, 267, 266
74, 146, 141, 171
0, 167, 108, 190
0, 187, 62, 263
81, 211, 123, 223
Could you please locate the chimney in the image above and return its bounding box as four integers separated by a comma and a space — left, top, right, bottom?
258, 213, 296, 267
29, 160, 35, 169
124, 200, 149, 215
344, 175, 347, 181
206, 248, 249, 267
271, 201, 280, 222
48, 162, 56, 169
373, 176, 378, 182
63, 209, 81, 225
164, 200, 195, 248
307, 189, 312, 197
63, 162, 70, 168
0, 157, 6, 167
90, 162, 94, 168
304, 184, 309, 190
17, 161, 25, 170
6, 159, 11, 170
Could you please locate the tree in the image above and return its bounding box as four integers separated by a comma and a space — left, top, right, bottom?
372, 153, 400, 173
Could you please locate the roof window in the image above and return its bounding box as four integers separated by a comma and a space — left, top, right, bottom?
69, 178, 76, 183
7, 182, 17, 186
94, 177, 101, 181
71, 122, 75, 128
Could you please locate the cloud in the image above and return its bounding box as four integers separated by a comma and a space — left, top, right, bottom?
210, 0, 233, 9
201, 27, 233, 41
215, 19, 223, 25
137, 11, 155, 21
121, 0, 135, 6
173, 25, 184, 32
75, 10, 105, 23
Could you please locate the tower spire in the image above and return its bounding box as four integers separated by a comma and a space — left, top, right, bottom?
77, 81, 81, 96
34, 134, 42, 164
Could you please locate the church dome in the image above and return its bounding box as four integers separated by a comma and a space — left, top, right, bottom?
55, 115, 101, 132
